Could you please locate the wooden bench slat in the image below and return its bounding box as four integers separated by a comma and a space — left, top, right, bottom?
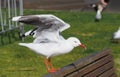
110, 73, 117, 77
74, 49, 111, 68
83, 61, 114, 77
98, 68, 115, 77
68, 49, 111, 73
67, 55, 112, 77
65, 48, 112, 76
67, 71, 79, 77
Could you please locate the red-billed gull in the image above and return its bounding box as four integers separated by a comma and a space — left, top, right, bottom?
12, 14, 86, 72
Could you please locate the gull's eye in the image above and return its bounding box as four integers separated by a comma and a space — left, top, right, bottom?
74, 41, 78, 43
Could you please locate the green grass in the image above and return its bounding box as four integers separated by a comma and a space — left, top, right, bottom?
0, 10, 120, 77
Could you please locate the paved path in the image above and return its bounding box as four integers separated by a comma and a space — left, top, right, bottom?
23, 0, 120, 11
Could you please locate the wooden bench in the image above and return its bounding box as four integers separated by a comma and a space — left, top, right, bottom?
43, 48, 117, 77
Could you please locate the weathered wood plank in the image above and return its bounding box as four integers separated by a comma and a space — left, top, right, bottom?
67, 71, 79, 77
110, 73, 117, 77
83, 61, 114, 77
73, 49, 111, 68
68, 55, 112, 77
98, 68, 115, 77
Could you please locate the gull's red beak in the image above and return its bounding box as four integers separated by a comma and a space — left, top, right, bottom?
80, 44, 86, 49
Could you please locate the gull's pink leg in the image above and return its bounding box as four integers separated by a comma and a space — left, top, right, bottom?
44, 58, 51, 72
48, 58, 60, 72
44, 58, 60, 73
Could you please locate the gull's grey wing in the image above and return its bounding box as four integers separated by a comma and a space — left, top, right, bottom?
13, 14, 70, 32
12, 14, 70, 43
18, 15, 42, 25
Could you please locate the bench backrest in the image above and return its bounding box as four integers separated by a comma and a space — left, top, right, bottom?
43, 49, 117, 77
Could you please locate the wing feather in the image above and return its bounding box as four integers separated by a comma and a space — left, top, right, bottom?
13, 14, 70, 32
12, 14, 70, 43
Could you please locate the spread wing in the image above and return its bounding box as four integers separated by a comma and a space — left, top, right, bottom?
12, 14, 70, 32
12, 14, 70, 43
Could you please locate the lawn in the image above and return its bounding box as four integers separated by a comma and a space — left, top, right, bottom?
0, 10, 120, 77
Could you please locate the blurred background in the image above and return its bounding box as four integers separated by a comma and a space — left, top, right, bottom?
23, 0, 120, 12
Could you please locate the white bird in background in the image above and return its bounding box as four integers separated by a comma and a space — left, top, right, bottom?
96, 9, 102, 21
113, 27, 120, 39
92, 4, 103, 22
12, 14, 86, 72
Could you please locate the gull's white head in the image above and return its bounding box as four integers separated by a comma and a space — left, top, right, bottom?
67, 37, 86, 48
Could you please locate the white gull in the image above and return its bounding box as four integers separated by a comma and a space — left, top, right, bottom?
12, 14, 86, 72
113, 27, 120, 39
19, 37, 86, 72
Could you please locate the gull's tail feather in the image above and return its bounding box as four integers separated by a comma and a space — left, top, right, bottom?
25, 30, 33, 36
19, 43, 28, 46
12, 16, 21, 21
